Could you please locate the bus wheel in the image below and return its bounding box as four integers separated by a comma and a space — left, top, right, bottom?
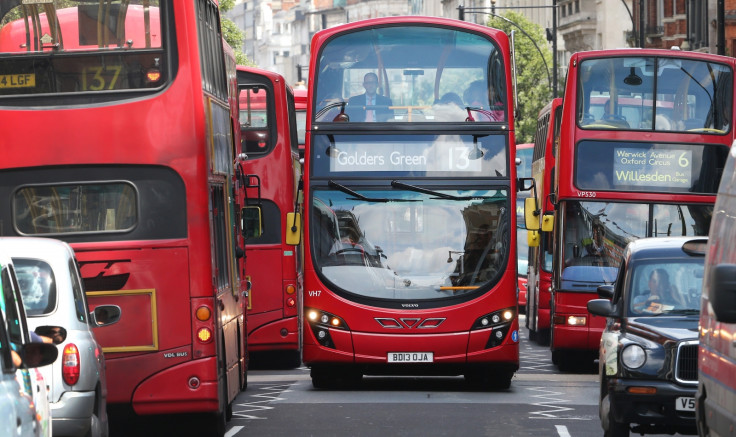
696, 388, 710, 437
537, 329, 550, 346
528, 328, 537, 342
311, 365, 338, 389
465, 368, 512, 391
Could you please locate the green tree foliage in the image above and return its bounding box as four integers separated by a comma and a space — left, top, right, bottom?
219, 0, 255, 66
487, 11, 553, 144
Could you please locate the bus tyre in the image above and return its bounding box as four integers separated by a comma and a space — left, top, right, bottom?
464, 368, 512, 391
528, 328, 537, 342
696, 388, 710, 437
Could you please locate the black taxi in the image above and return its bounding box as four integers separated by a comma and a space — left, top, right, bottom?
587, 237, 705, 437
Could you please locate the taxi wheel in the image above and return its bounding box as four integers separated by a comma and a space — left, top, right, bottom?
600, 384, 629, 437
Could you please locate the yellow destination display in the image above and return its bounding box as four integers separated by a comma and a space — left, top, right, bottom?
0, 74, 36, 89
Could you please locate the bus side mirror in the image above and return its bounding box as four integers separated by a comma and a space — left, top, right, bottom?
527, 230, 539, 248
710, 263, 736, 323
518, 177, 535, 192
242, 206, 262, 239
286, 212, 301, 246
541, 213, 554, 232
524, 197, 539, 230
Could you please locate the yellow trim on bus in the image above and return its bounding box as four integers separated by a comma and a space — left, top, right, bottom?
86, 288, 159, 353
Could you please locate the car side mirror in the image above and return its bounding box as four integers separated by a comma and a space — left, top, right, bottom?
587, 299, 615, 318
710, 263, 736, 323
90, 305, 122, 327
34, 325, 67, 345
22, 342, 58, 368
597, 285, 614, 299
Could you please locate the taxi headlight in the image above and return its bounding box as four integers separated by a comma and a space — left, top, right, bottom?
621, 344, 646, 369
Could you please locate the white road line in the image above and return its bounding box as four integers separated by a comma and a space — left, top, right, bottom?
555, 425, 571, 437
225, 426, 244, 437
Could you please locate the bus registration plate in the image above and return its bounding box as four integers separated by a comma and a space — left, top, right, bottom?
0, 74, 35, 89
675, 397, 695, 412
387, 352, 433, 363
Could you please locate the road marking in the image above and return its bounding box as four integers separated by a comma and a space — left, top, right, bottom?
555, 425, 571, 437
232, 383, 293, 419
225, 426, 244, 437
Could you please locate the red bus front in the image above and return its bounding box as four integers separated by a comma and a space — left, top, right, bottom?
301, 17, 520, 390
549, 49, 734, 369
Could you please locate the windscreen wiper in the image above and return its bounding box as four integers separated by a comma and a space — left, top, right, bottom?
391, 180, 481, 201
328, 180, 418, 203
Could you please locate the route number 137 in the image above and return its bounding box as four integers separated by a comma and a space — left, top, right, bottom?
81, 65, 122, 91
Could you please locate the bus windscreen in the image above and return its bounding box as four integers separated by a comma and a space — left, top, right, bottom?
314, 26, 506, 124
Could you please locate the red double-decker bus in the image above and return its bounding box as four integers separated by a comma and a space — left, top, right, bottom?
525, 97, 562, 345
297, 16, 521, 389
515, 143, 533, 312
0, 1, 248, 434
525, 49, 735, 370
237, 66, 302, 367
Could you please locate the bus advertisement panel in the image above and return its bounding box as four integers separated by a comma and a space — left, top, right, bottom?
525, 98, 562, 345
0, 2, 247, 434
528, 49, 734, 370
237, 66, 302, 367
300, 17, 520, 390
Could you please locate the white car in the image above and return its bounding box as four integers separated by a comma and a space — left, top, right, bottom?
0, 252, 58, 437
0, 238, 121, 437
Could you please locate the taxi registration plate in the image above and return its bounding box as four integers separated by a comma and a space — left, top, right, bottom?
0, 74, 35, 89
387, 352, 433, 363
675, 397, 695, 412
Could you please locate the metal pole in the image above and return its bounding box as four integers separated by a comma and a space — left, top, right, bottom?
639, 0, 645, 48
718, 0, 725, 55
552, 0, 558, 98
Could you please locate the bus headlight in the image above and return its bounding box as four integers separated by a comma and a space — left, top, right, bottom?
305, 308, 349, 349
471, 308, 516, 349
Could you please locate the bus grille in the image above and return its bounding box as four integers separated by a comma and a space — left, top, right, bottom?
675, 341, 698, 384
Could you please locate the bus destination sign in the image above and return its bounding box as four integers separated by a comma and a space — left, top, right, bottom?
330, 141, 482, 173
613, 147, 692, 188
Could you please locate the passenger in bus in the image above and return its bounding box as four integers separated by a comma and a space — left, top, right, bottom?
463, 80, 503, 121
346, 72, 394, 122
433, 92, 466, 121
632, 268, 686, 314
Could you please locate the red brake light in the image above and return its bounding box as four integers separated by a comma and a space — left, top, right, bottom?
62, 344, 80, 386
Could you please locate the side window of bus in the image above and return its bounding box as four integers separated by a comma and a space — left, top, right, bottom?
245, 200, 280, 245
239, 86, 272, 155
